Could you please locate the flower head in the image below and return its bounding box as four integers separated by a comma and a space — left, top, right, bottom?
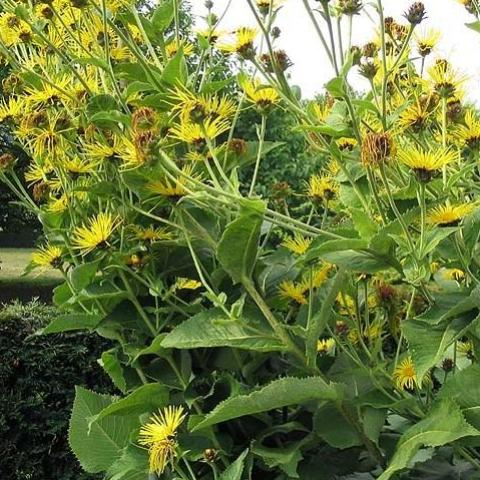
397, 145, 457, 182
361, 132, 394, 168
279, 280, 307, 304
427, 203, 475, 227
393, 356, 418, 390
281, 235, 312, 255
415, 29, 440, 57
239, 77, 279, 110
454, 109, 480, 150
31, 244, 63, 269
219, 27, 257, 59
139, 406, 186, 475
428, 60, 466, 99
306, 175, 338, 202
317, 337, 335, 354
72, 212, 118, 255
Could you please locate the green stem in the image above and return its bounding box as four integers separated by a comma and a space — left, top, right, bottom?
249, 114, 267, 197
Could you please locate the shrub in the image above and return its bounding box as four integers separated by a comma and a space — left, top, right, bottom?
2, 0, 480, 479
0, 300, 112, 480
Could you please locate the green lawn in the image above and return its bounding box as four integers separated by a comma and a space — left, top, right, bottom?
0, 249, 62, 302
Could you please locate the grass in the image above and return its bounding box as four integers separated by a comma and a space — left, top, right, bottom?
0, 248, 62, 302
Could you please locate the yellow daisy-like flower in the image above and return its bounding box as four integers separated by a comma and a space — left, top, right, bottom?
139, 406, 186, 475
415, 29, 440, 57
218, 27, 257, 58
337, 137, 357, 151
31, 244, 63, 269
364, 322, 383, 341
279, 280, 307, 305
72, 212, 118, 255
166, 39, 195, 58
399, 101, 432, 132
317, 337, 335, 354
427, 203, 475, 226
441, 268, 465, 282
169, 117, 230, 146
458, 339, 474, 358
393, 356, 418, 390
175, 278, 202, 290
239, 77, 279, 109
132, 225, 173, 243
307, 174, 338, 202
454, 109, 480, 150
61, 157, 98, 175
397, 145, 457, 181
428, 60, 466, 99
301, 263, 333, 290
0, 96, 25, 123
48, 194, 69, 213
310, 101, 332, 123
282, 235, 312, 255
147, 165, 196, 198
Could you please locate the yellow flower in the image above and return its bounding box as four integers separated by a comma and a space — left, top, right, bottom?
415, 29, 440, 57
364, 322, 383, 341
239, 77, 279, 109
0, 12, 32, 46
31, 244, 63, 269
458, 340, 474, 358
0, 97, 25, 123
428, 60, 466, 99
62, 157, 98, 175
166, 39, 195, 58
218, 27, 257, 58
310, 101, 332, 123
279, 280, 307, 304
441, 268, 465, 282
427, 203, 474, 226
399, 101, 431, 132
300, 264, 332, 291
317, 337, 335, 354
307, 174, 338, 202
175, 278, 202, 290
72, 212, 118, 254
132, 225, 173, 243
139, 406, 186, 475
397, 145, 457, 180
25, 76, 72, 108
147, 165, 196, 198
454, 109, 480, 150
282, 235, 312, 255
337, 137, 357, 151
48, 194, 69, 213
169, 117, 230, 146
393, 356, 418, 390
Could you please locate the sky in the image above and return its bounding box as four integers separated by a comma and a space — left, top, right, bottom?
190, 0, 480, 102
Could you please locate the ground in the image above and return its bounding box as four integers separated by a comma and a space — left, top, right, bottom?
0, 248, 61, 302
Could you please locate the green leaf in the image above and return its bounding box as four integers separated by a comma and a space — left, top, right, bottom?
402, 318, 470, 383
325, 76, 346, 98
106, 445, 148, 480
151, 0, 174, 32
306, 269, 347, 367
192, 376, 340, 431
86, 94, 119, 117
314, 403, 362, 448
377, 399, 479, 480
466, 21, 480, 33
162, 308, 283, 352
219, 449, 249, 480
350, 208, 379, 240
69, 387, 138, 473
41, 312, 103, 334
161, 47, 186, 85
92, 383, 169, 424
439, 365, 480, 429
252, 441, 303, 478
217, 200, 266, 284
100, 350, 127, 393
69, 261, 99, 291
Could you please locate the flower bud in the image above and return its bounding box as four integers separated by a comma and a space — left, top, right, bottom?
405, 2, 427, 25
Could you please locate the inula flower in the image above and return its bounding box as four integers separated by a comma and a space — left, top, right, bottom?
361, 132, 394, 168
393, 356, 418, 390
31, 245, 63, 269
72, 212, 118, 255
219, 27, 257, 59
139, 406, 186, 475
278, 280, 307, 305
427, 203, 474, 227
281, 235, 312, 255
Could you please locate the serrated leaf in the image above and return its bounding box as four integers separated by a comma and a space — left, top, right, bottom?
92, 383, 169, 424
217, 200, 266, 284
100, 349, 127, 393
306, 269, 347, 367
252, 441, 303, 478
378, 399, 479, 480
192, 376, 340, 431
106, 445, 148, 480
69, 387, 138, 473
41, 312, 103, 334
162, 308, 283, 352
402, 318, 471, 383
219, 449, 249, 480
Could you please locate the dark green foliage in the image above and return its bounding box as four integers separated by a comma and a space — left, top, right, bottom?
0, 300, 113, 480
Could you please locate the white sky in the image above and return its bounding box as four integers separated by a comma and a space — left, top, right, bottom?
191, 0, 480, 102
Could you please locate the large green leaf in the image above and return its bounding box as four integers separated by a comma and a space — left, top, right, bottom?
161, 308, 283, 352
402, 318, 470, 383
151, 0, 174, 32
251, 441, 303, 478
106, 445, 149, 480
305, 269, 347, 367
192, 376, 340, 431
92, 383, 169, 424
41, 312, 103, 334
378, 399, 479, 480
217, 200, 266, 284
69, 387, 138, 473
219, 449, 249, 480
439, 365, 480, 429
